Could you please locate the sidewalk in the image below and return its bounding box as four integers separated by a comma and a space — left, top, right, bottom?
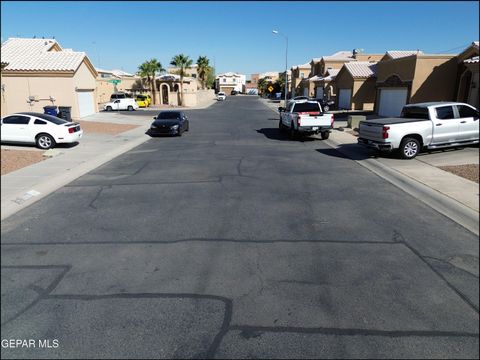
1, 125, 150, 221
260, 97, 479, 234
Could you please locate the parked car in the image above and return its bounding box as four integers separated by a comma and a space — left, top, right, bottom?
149, 111, 189, 136
217, 92, 226, 101
103, 98, 139, 111
231, 90, 238, 95
110, 92, 132, 100
135, 94, 150, 108
1, 112, 83, 149
278, 100, 334, 140
358, 102, 479, 159
317, 98, 335, 112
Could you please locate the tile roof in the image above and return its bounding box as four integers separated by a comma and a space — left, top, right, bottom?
323, 51, 354, 61
326, 68, 340, 76
111, 69, 135, 77
464, 56, 479, 64
343, 62, 377, 78
473, 41, 479, 49
386, 50, 423, 59
1, 38, 88, 72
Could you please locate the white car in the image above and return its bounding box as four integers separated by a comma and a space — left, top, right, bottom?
217, 92, 226, 101
1, 112, 83, 149
103, 98, 139, 111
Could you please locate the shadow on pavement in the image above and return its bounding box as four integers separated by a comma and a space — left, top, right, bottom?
256, 128, 317, 142
316, 143, 380, 161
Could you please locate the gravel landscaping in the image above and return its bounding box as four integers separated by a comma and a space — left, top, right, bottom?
438, 164, 479, 183
77, 121, 139, 135
1, 149, 46, 175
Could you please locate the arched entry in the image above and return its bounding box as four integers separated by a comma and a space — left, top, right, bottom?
161, 84, 169, 105
457, 70, 472, 103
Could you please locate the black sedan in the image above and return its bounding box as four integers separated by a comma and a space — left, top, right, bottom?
149, 111, 189, 136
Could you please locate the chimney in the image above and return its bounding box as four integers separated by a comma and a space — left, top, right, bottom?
352, 49, 358, 59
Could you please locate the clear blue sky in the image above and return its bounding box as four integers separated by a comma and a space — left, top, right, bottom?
1, 1, 479, 77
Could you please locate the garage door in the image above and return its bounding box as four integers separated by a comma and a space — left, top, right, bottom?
220, 87, 234, 94
378, 89, 408, 117
303, 88, 309, 97
77, 91, 95, 118
338, 89, 352, 109
315, 87, 324, 99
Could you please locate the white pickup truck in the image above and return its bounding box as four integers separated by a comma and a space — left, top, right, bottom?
278, 100, 334, 140
358, 102, 479, 159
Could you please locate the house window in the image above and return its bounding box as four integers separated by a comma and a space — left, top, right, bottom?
300, 73, 304, 79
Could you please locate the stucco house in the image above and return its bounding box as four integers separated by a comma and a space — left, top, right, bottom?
455, 41, 479, 109
375, 50, 458, 116
334, 62, 378, 110
1, 38, 98, 119
290, 63, 311, 97
95, 68, 143, 105
154, 74, 199, 106
215, 72, 246, 94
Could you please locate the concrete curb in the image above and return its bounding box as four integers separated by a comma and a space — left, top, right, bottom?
1, 133, 150, 221
325, 136, 479, 236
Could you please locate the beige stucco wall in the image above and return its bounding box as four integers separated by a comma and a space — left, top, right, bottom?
1, 73, 75, 118
96, 79, 116, 104
410, 56, 457, 102
376, 56, 416, 83
352, 78, 376, 110
1, 60, 97, 119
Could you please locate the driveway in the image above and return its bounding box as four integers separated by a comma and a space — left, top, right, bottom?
1, 96, 478, 358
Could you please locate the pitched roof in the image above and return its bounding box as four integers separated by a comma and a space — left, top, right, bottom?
343, 62, 377, 78
326, 68, 340, 77
323, 51, 354, 61
473, 41, 479, 49
386, 50, 423, 59
1, 37, 88, 72
111, 69, 135, 77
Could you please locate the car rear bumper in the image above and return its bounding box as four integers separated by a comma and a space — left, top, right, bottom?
357, 138, 392, 151
297, 126, 332, 134
57, 130, 83, 143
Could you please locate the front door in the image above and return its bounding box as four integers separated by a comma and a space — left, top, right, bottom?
456, 104, 479, 141
431, 105, 462, 144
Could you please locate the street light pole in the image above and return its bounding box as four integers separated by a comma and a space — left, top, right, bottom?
273, 30, 288, 107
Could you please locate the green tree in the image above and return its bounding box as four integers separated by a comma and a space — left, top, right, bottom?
170, 54, 193, 106
196, 56, 212, 90
257, 77, 268, 95
137, 59, 164, 105
206, 70, 215, 89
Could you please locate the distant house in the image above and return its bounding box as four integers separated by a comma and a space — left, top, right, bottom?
335, 62, 378, 110
215, 72, 246, 93
1, 38, 98, 119
290, 63, 311, 97
95, 68, 143, 104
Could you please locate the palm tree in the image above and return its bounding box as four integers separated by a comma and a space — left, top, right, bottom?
257, 77, 268, 96
137, 59, 164, 105
170, 54, 193, 106
196, 56, 211, 90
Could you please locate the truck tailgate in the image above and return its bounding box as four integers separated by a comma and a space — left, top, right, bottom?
298, 113, 332, 127
358, 121, 384, 141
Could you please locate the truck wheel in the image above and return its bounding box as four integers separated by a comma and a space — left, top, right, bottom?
399, 137, 420, 159
321, 131, 330, 140
323, 105, 329, 112
106, 106, 112, 111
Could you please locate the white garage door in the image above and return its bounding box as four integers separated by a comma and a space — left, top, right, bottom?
77, 91, 95, 118
316, 87, 324, 99
338, 89, 352, 110
378, 89, 408, 117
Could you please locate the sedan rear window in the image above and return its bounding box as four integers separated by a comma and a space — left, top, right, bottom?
293, 103, 321, 112
158, 112, 181, 119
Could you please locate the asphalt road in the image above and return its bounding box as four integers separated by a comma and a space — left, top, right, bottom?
1, 96, 478, 359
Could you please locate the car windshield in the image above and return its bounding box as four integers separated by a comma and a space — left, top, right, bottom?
401, 107, 430, 120
158, 112, 181, 119
137, 96, 146, 100
293, 103, 320, 112
218, 93, 225, 96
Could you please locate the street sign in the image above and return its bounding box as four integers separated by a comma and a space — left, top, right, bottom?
268, 86, 274, 93
108, 79, 121, 85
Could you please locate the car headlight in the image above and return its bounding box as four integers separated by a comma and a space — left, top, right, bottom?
171, 125, 179, 130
